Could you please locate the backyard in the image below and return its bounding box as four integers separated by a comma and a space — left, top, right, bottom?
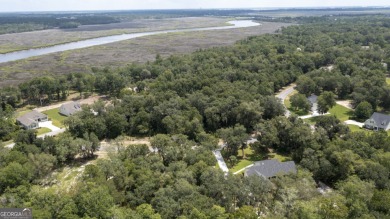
37, 127, 52, 135
304, 104, 354, 124
42, 108, 67, 128
228, 146, 291, 173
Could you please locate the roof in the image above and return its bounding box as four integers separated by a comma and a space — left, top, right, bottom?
307, 94, 318, 104
245, 159, 296, 178
17, 111, 47, 126
369, 112, 390, 129
61, 101, 82, 115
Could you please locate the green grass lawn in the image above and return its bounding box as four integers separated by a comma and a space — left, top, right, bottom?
229, 146, 291, 173
267, 152, 290, 162
37, 127, 51, 135
347, 124, 365, 133
304, 104, 353, 125
386, 78, 390, 85
230, 160, 254, 173
328, 104, 354, 122
42, 108, 67, 128
229, 146, 264, 173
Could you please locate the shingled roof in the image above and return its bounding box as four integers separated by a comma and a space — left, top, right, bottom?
16, 111, 47, 127
60, 101, 81, 116
369, 112, 390, 130
245, 159, 296, 178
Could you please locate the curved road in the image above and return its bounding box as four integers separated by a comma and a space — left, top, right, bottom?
276, 84, 295, 117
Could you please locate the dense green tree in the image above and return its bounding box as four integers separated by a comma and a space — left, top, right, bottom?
290, 93, 311, 112
218, 124, 248, 157
262, 96, 285, 119
354, 101, 373, 120
317, 91, 336, 114
75, 185, 115, 218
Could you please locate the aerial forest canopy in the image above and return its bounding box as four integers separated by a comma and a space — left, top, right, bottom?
1, 15, 390, 218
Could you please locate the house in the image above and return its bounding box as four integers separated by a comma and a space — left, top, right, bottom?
364, 112, 390, 131
16, 111, 48, 130
307, 94, 319, 115
245, 159, 297, 178
60, 101, 82, 116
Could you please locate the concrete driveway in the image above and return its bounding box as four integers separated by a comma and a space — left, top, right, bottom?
344, 120, 364, 127
213, 150, 229, 173
39, 121, 61, 131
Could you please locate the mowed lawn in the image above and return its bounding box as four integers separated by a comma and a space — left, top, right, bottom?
37, 127, 52, 135
328, 104, 354, 122
229, 146, 291, 173
42, 108, 67, 128
305, 104, 353, 124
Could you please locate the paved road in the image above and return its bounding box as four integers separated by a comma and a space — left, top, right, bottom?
275, 84, 296, 117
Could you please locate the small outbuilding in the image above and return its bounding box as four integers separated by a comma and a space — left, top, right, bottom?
245, 159, 297, 178
17, 111, 48, 130
60, 101, 82, 116
364, 112, 390, 131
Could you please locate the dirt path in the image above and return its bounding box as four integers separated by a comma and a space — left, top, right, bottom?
336, 100, 354, 110
95, 137, 152, 159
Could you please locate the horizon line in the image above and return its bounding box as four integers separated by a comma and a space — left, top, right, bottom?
1, 6, 390, 13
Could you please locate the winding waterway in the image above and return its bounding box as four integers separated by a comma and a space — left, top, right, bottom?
0, 20, 260, 64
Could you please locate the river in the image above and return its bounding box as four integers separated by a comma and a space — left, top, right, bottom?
0, 20, 260, 64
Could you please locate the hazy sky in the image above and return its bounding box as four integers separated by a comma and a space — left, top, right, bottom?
0, 0, 389, 12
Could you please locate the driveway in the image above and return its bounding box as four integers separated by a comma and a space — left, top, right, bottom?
213, 150, 229, 173
344, 120, 364, 127
4, 128, 66, 149
39, 121, 61, 131
275, 84, 296, 117
299, 113, 330, 120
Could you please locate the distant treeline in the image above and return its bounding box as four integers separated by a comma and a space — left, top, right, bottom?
0, 14, 120, 34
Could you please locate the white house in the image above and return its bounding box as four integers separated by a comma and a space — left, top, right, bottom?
364, 112, 390, 131
60, 101, 82, 116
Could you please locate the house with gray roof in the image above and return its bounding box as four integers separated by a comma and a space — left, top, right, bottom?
245, 159, 297, 178
364, 112, 390, 131
60, 101, 82, 116
16, 111, 48, 130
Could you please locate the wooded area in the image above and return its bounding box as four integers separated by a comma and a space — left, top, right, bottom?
1, 15, 390, 218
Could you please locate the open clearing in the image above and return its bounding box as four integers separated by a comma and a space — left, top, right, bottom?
42, 108, 67, 128
0, 21, 291, 86
304, 104, 354, 124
